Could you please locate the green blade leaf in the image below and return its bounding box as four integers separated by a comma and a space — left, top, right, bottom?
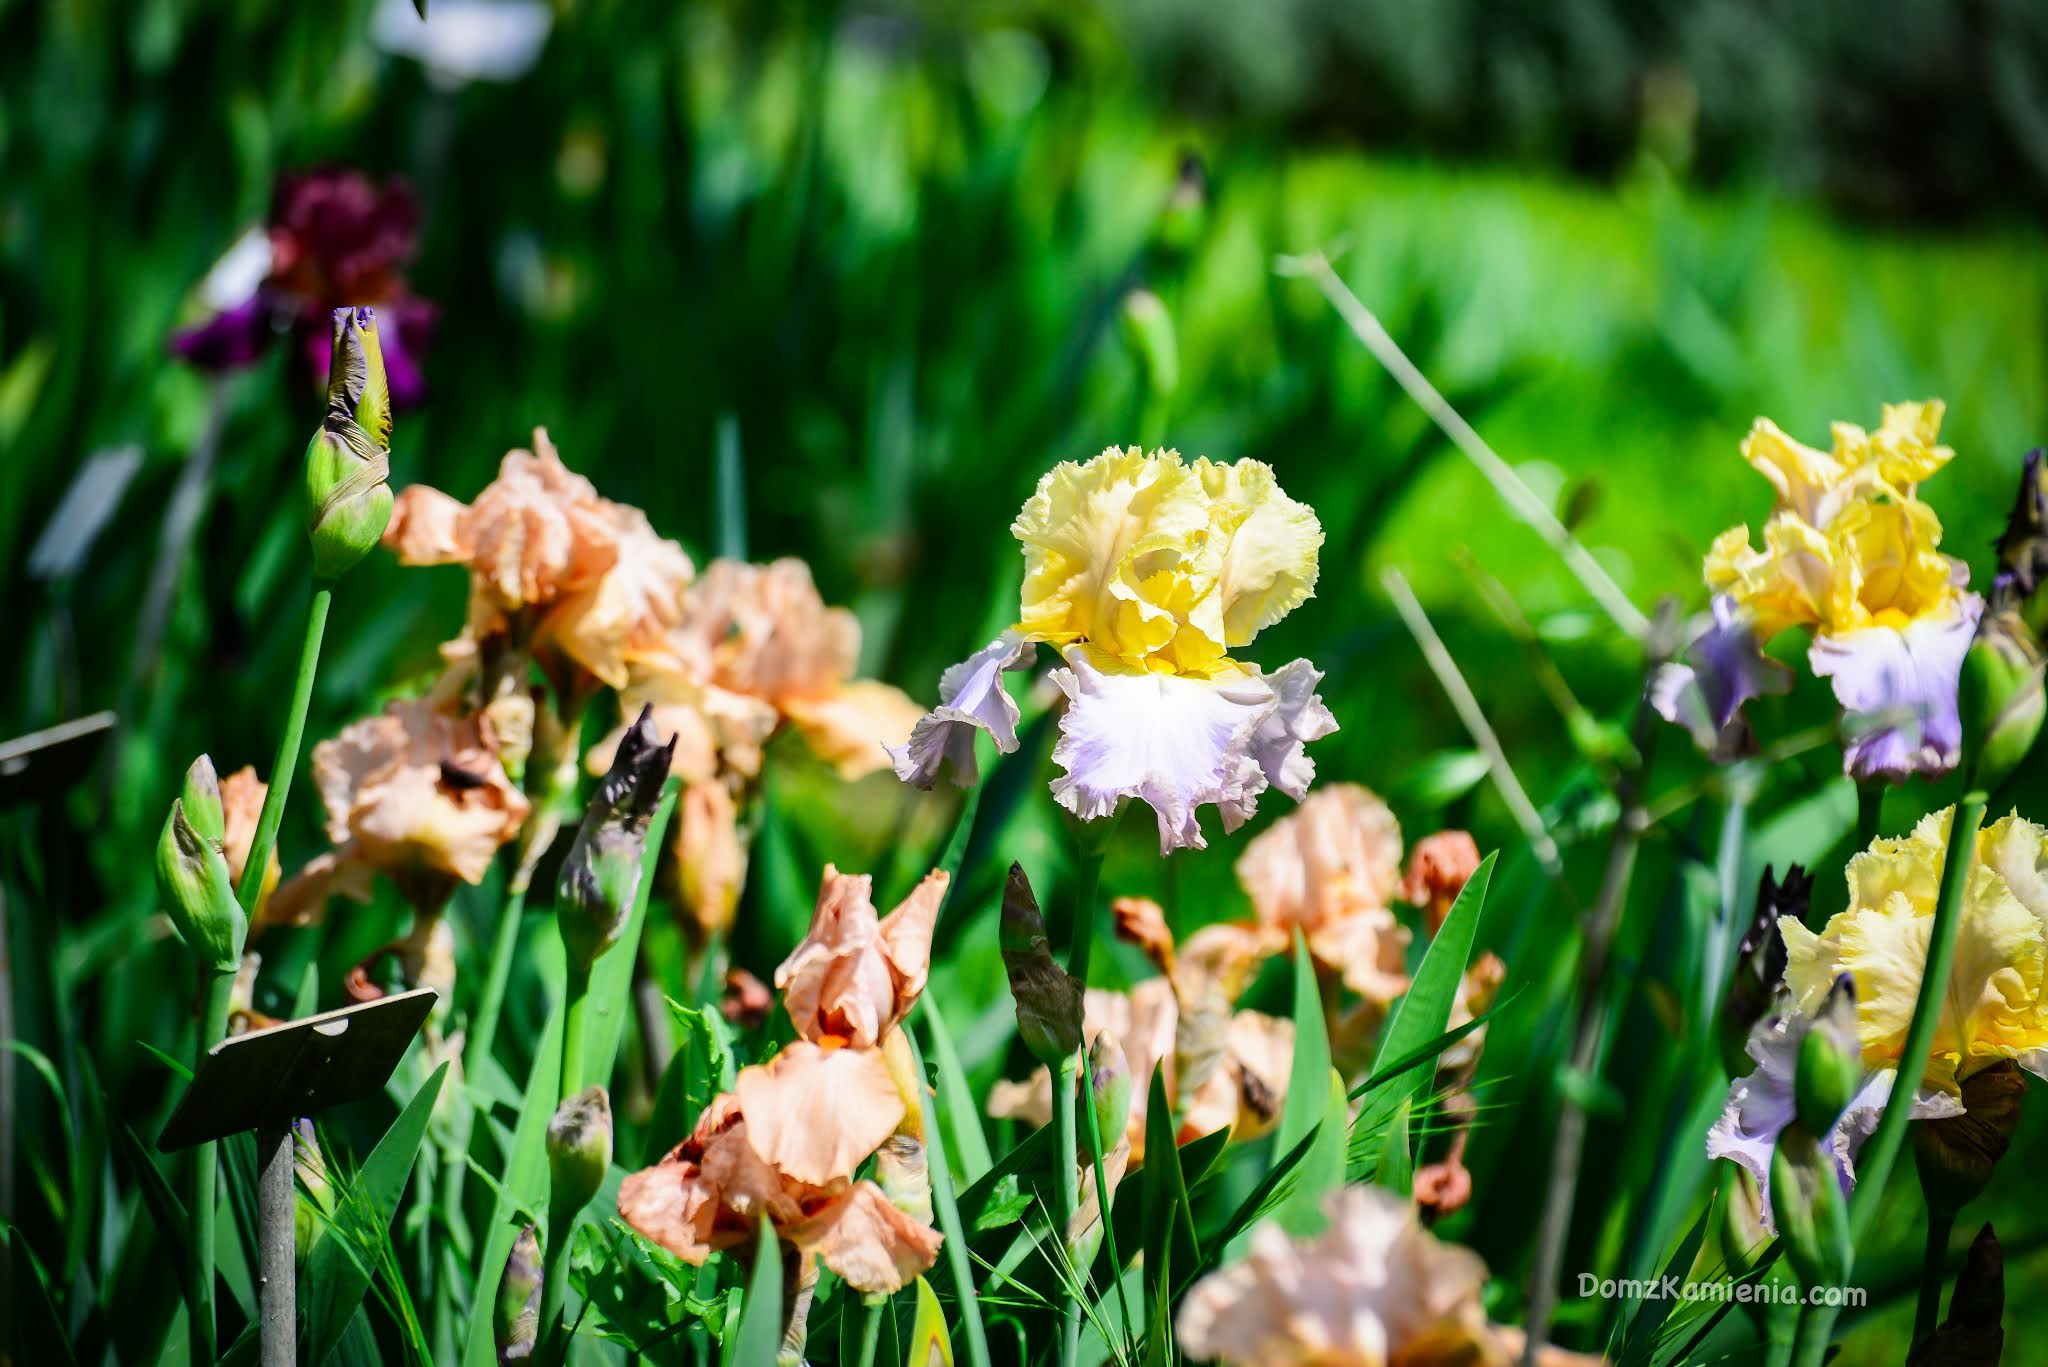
907, 1275, 955, 1366
461, 996, 565, 1367
1271, 934, 1338, 1233
1374, 1094, 1413, 1196
1350, 852, 1494, 1172
734, 1221, 785, 1365
303, 1061, 450, 1363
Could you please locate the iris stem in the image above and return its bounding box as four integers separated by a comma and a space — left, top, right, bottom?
1066, 834, 1106, 984
189, 580, 332, 1361
1789, 793, 1986, 1367
1082, 1061, 1134, 1357
233, 585, 332, 914
1054, 830, 1107, 1367
188, 965, 235, 1363
903, 1029, 993, 1367
854, 1295, 883, 1367
1915, 1209, 1955, 1347
562, 963, 591, 1100
1052, 1049, 1083, 1367
438, 886, 529, 1246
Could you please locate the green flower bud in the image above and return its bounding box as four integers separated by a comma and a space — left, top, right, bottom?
998, 863, 1083, 1067
1119, 288, 1179, 400
1959, 597, 2044, 794
305, 306, 394, 580
546, 1086, 613, 1222
1717, 1164, 1770, 1280
292, 1118, 336, 1257
154, 755, 247, 973
1915, 1060, 2025, 1218
495, 1223, 542, 1364
556, 706, 674, 977
1770, 1123, 1851, 1291
1089, 1032, 1131, 1148
1793, 974, 1861, 1135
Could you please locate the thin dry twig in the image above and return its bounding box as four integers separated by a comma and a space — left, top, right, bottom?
1382, 566, 1565, 880
1277, 248, 1651, 643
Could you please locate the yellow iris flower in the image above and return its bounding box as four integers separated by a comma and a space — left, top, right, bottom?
1782, 807, 2048, 1098
1705, 400, 1962, 642
1011, 447, 1322, 677
895, 446, 1335, 852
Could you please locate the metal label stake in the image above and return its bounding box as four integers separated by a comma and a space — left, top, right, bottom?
158, 988, 438, 1365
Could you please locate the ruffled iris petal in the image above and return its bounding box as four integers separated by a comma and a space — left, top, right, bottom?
1047, 647, 1333, 854
889, 631, 1035, 789
1651, 593, 1793, 759
1809, 595, 1981, 784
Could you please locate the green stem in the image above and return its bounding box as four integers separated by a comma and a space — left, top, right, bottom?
1790, 793, 1987, 1367
233, 585, 331, 913
1082, 1062, 1133, 1357
1052, 1050, 1083, 1367
562, 964, 591, 1101
470, 888, 529, 1088
537, 1226, 571, 1365
188, 966, 235, 1363
854, 1295, 883, 1367
903, 1031, 992, 1367
439, 887, 528, 1248
1914, 1210, 1955, 1347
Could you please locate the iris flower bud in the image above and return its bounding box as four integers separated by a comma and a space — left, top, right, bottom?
495, 1223, 542, 1363
1794, 974, 1862, 1136
292, 1118, 336, 1257
304, 306, 395, 580
1719, 864, 1807, 1073
1771, 1123, 1852, 1291
1959, 593, 2044, 794
1909, 1223, 2006, 1366
998, 863, 1084, 1067
546, 1087, 613, 1222
154, 755, 247, 973
556, 705, 675, 978
1915, 1060, 2025, 1219
1119, 289, 1179, 401
1089, 1032, 1131, 1148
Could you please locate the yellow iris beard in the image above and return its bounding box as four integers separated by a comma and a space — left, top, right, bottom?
1012, 447, 1323, 676
1783, 810, 2048, 1096
1703, 400, 1963, 641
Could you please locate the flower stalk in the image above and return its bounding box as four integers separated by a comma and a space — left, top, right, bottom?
1788, 792, 1987, 1367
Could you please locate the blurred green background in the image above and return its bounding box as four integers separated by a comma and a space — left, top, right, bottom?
7, 1, 2048, 1362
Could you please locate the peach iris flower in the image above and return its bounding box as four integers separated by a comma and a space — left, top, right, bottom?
776, 865, 947, 1050
383, 428, 695, 691
618, 1092, 940, 1295
621, 864, 949, 1294
267, 698, 529, 925
1236, 783, 1412, 1007
1179, 1186, 1604, 1367
587, 559, 925, 940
